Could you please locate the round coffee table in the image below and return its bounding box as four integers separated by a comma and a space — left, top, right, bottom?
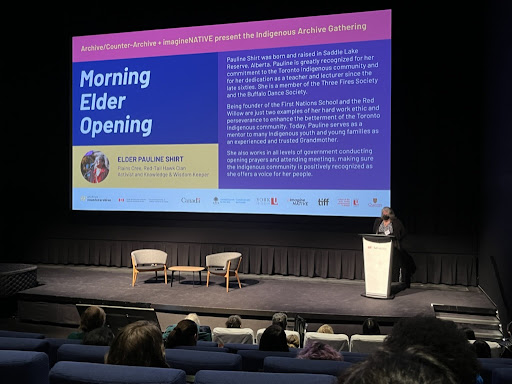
168, 266, 205, 287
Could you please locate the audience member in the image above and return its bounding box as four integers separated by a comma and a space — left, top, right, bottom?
382, 316, 480, 384
461, 326, 476, 340
259, 324, 289, 352
472, 340, 491, 358
339, 346, 458, 384
317, 324, 334, 334
82, 326, 114, 346
499, 320, 511, 358
162, 313, 212, 341
362, 318, 381, 335
272, 312, 288, 330
68, 305, 106, 340
164, 319, 198, 348
225, 314, 242, 328
297, 341, 342, 361
287, 333, 300, 348
184, 313, 200, 325
105, 320, 168, 368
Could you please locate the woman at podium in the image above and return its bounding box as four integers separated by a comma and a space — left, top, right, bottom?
372, 207, 406, 245
372, 207, 413, 288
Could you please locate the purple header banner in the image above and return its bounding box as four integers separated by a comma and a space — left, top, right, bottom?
73, 10, 391, 62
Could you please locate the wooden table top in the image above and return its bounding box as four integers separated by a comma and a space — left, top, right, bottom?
168, 266, 205, 272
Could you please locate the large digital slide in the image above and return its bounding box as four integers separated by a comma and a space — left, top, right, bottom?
72, 9, 391, 216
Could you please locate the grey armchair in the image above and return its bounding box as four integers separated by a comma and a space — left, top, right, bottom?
205, 252, 242, 292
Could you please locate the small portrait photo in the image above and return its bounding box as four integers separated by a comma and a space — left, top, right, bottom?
81, 150, 110, 183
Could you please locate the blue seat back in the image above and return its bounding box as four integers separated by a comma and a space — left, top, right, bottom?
492, 368, 512, 384
57, 343, 109, 364
46, 338, 82, 367
49, 361, 186, 384
165, 348, 241, 374
340, 351, 369, 363
0, 350, 49, 384
478, 358, 512, 366
264, 356, 353, 376
172, 345, 229, 353
194, 369, 338, 384
0, 336, 50, 355
224, 343, 259, 353
0, 330, 45, 339
237, 349, 299, 371
478, 358, 512, 384
197, 340, 218, 347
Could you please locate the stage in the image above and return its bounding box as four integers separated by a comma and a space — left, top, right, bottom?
9, 264, 499, 340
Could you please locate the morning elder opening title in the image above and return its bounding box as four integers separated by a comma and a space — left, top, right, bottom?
78, 67, 152, 138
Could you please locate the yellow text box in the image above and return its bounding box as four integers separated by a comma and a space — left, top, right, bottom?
73, 144, 218, 188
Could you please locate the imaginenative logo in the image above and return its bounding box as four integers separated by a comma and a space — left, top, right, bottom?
289, 198, 308, 206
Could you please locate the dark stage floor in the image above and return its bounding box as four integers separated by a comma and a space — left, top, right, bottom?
15, 264, 495, 328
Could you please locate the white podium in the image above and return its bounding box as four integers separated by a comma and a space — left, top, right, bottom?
360, 234, 395, 299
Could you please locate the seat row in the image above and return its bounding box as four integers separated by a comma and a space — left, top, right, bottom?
0, 334, 366, 369
1, 334, 511, 382
2, 349, 512, 384
0, 351, 341, 384
214, 328, 505, 357
214, 328, 391, 353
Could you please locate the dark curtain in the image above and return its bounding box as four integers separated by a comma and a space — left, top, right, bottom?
25, 238, 476, 286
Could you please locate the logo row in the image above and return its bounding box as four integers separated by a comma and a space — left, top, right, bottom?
114, 196, 385, 207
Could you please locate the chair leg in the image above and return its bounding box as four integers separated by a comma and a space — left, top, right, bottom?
132, 269, 138, 286
235, 271, 242, 289
164, 267, 167, 284
226, 261, 231, 293
206, 270, 210, 287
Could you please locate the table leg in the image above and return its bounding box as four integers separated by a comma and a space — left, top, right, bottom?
199, 271, 202, 285
171, 271, 174, 287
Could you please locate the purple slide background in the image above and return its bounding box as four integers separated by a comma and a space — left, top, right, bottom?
218, 40, 391, 190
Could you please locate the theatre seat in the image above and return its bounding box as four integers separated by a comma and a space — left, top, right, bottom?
49, 361, 186, 384
197, 340, 218, 347
303, 331, 350, 352
340, 351, 369, 363
237, 349, 300, 371
264, 356, 353, 376
46, 338, 82, 367
172, 345, 229, 353
256, 328, 301, 345
0, 330, 45, 339
0, 336, 50, 355
194, 369, 338, 384
223, 343, 259, 353
57, 343, 109, 364
349, 334, 386, 353
492, 368, 512, 384
478, 358, 512, 384
212, 327, 255, 345
0, 350, 49, 384
165, 348, 242, 375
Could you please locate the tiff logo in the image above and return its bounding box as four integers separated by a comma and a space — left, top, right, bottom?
318, 198, 329, 206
